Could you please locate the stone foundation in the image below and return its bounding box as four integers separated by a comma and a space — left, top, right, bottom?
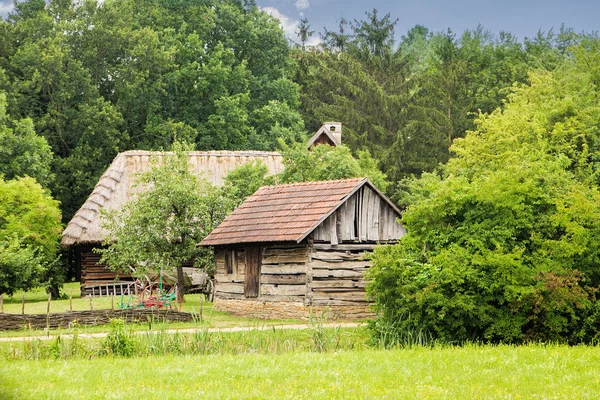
214, 298, 375, 320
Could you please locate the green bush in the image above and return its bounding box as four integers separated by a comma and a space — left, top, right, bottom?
367, 55, 600, 345
101, 319, 136, 357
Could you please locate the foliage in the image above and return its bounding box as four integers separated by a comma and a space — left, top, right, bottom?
1, 322, 363, 361
97, 142, 228, 295
0, 177, 62, 296
100, 319, 136, 357
367, 51, 600, 344
0, 0, 301, 222
297, 18, 595, 192
278, 140, 389, 191
221, 160, 275, 209
0, 92, 53, 187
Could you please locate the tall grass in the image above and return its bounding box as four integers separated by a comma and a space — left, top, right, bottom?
368, 316, 436, 349
308, 308, 342, 352
0, 319, 368, 361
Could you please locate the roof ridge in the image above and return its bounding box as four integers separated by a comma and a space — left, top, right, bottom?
260, 177, 366, 190
118, 150, 282, 157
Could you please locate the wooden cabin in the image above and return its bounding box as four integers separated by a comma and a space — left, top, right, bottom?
61, 150, 284, 296
200, 178, 406, 320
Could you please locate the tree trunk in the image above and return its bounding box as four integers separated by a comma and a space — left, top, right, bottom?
49, 284, 61, 300
176, 265, 186, 303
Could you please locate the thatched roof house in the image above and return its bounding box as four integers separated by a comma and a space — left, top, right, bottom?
62, 150, 284, 295
62, 150, 284, 247
200, 178, 406, 320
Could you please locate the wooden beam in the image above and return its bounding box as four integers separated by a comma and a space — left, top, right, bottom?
261, 264, 307, 275
216, 282, 245, 295
261, 284, 306, 296
311, 280, 367, 289
313, 243, 377, 251
261, 274, 307, 285
313, 269, 364, 279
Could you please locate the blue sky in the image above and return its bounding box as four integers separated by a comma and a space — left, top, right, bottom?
0, 1, 596, 45
258, 0, 599, 45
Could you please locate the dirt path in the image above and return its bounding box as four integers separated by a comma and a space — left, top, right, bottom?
0, 322, 364, 342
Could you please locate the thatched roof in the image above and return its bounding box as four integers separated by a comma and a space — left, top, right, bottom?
61, 150, 284, 247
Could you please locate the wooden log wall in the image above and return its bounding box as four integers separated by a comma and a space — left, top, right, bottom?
307, 243, 372, 307
260, 244, 308, 302
80, 250, 135, 296
214, 247, 246, 299
215, 244, 309, 303
80, 249, 205, 296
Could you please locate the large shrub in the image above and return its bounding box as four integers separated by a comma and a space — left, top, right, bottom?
367, 48, 600, 344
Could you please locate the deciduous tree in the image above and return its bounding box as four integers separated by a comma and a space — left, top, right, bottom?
97, 143, 228, 301
0, 177, 62, 296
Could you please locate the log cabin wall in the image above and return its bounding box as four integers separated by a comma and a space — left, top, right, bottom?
78, 245, 135, 296
307, 243, 374, 310
214, 243, 310, 304
79, 246, 202, 297
214, 241, 376, 319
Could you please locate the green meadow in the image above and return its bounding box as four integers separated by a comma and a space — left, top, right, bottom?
2, 284, 599, 399
2, 344, 599, 399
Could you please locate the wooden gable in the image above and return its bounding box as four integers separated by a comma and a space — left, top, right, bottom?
312, 185, 406, 244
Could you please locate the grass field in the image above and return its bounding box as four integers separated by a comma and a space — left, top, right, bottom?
3, 284, 600, 399
2, 344, 599, 399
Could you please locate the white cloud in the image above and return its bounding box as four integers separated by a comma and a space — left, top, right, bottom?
262, 6, 299, 40
262, 6, 320, 47
295, 0, 310, 10
0, 2, 14, 16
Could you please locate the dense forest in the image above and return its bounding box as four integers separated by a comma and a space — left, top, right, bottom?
3, 0, 600, 342
1, 0, 592, 221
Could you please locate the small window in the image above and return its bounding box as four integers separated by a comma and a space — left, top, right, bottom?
330, 125, 336, 131
224, 250, 237, 274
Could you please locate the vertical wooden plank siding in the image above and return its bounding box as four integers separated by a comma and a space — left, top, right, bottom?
330, 211, 338, 245
335, 209, 343, 244
368, 193, 381, 241
340, 196, 356, 241
244, 246, 261, 297
359, 187, 368, 241
309, 186, 404, 245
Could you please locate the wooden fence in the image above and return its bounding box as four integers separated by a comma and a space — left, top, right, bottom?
0, 309, 194, 331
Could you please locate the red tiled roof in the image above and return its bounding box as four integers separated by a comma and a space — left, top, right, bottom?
201, 178, 368, 246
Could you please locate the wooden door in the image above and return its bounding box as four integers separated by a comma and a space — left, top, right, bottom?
244, 246, 261, 297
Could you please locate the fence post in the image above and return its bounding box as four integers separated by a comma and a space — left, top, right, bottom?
21, 293, 25, 315
199, 293, 203, 320
69, 289, 73, 311
47, 292, 51, 315
89, 296, 93, 311
0, 294, 3, 313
